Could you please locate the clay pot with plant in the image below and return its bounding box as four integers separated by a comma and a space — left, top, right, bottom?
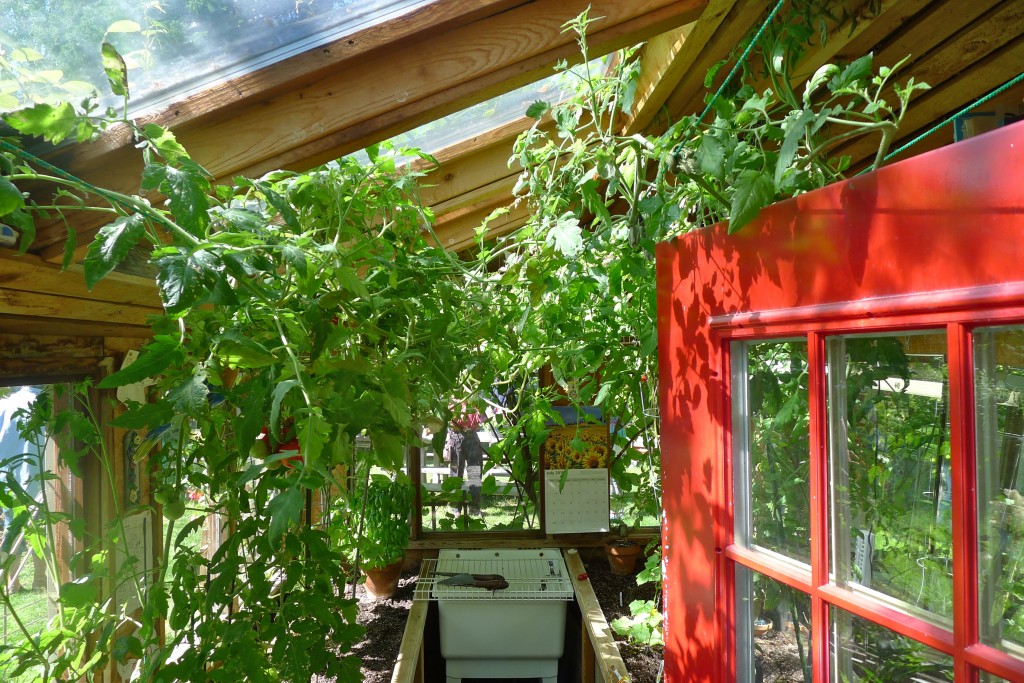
605, 524, 643, 575
334, 472, 414, 599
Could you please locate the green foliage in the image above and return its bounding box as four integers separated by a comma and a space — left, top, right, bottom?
611, 598, 664, 646
0, 5, 933, 678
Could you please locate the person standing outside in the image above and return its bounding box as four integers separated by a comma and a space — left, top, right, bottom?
444, 403, 485, 515
0, 386, 46, 592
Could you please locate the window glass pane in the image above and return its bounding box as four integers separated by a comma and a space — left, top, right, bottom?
352, 58, 606, 164
975, 326, 1024, 651
828, 333, 952, 621
830, 605, 953, 682
418, 421, 539, 533
2, 1, 429, 115
735, 566, 811, 683
978, 673, 1013, 682
734, 340, 810, 563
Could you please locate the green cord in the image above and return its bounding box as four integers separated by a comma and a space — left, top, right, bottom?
862, 70, 1024, 172
0, 137, 110, 197
696, 0, 788, 127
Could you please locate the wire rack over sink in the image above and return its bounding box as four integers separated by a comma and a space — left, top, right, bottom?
414, 550, 574, 601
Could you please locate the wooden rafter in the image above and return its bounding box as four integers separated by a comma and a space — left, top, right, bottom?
839, 5, 1024, 167
31, 0, 708, 264
623, 0, 739, 135
659, 0, 769, 126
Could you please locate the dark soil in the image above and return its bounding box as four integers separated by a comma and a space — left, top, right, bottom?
334, 557, 663, 683
754, 629, 807, 683
581, 552, 664, 683
350, 569, 419, 683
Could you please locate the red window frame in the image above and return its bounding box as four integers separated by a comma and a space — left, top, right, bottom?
655, 120, 1024, 683
718, 311, 1024, 683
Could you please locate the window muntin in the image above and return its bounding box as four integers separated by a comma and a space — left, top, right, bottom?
827, 332, 953, 621
733, 340, 811, 563
829, 605, 954, 682
974, 325, 1024, 653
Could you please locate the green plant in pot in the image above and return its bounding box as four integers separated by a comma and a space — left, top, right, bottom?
605, 522, 644, 576
336, 472, 414, 599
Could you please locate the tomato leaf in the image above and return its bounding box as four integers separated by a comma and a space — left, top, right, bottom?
267, 487, 303, 546
0, 177, 24, 216
100, 41, 129, 97
98, 336, 183, 388
83, 214, 146, 289
729, 170, 774, 234
4, 102, 80, 143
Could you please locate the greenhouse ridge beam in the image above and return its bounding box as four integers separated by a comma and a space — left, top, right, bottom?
33, 0, 708, 264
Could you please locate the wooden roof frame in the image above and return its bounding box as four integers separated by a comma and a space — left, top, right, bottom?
4, 0, 1024, 338
31, 0, 707, 263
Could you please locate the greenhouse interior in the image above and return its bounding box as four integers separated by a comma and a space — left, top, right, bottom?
1, 1, 1023, 682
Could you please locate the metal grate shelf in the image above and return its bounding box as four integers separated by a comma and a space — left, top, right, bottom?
415, 550, 574, 601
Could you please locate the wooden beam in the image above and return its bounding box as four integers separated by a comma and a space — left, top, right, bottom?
0, 251, 160, 308
416, 117, 544, 210
0, 356, 104, 386
625, 0, 738, 135
661, 0, 768, 124
623, 25, 694, 134
0, 289, 156, 327
839, 19, 1024, 167
430, 199, 531, 252
0, 333, 103, 358
34, 0, 707, 263
390, 596, 428, 683
430, 174, 519, 219
822, 0, 934, 69
563, 549, 631, 683
0, 315, 153, 339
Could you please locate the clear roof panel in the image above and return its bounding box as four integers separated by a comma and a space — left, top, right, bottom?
353, 57, 606, 164
1, 0, 429, 115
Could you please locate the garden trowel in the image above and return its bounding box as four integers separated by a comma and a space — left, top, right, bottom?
434, 572, 509, 590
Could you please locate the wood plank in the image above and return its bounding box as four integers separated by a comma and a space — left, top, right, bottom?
880, 1, 1024, 89
823, 0, 934, 67
661, 0, 769, 124
854, 0, 1004, 73
0, 356, 103, 387
417, 118, 542, 209
429, 174, 519, 218
390, 596, 429, 683
0, 315, 153, 339
625, 0, 738, 134
34, 0, 527, 169
563, 549, 631, 683
839, 28, 1024, 167
784, 0, 903, 85
429, 200, 531, 252
34, 0, 707, 263
0, 289, 156, 327
0, 334, 103, 359
0, 251, 160, 308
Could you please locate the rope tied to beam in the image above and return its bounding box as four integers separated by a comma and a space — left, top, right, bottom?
695, 0, 788, 127
868, 70, 1024, 170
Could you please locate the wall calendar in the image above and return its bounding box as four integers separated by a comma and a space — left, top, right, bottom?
543, 468, 610, 534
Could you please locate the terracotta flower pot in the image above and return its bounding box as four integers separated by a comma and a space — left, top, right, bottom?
605, 541, 643, 576
363, 557, 404, 598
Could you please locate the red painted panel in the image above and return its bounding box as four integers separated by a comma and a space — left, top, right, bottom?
655, 120, 1024, 682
